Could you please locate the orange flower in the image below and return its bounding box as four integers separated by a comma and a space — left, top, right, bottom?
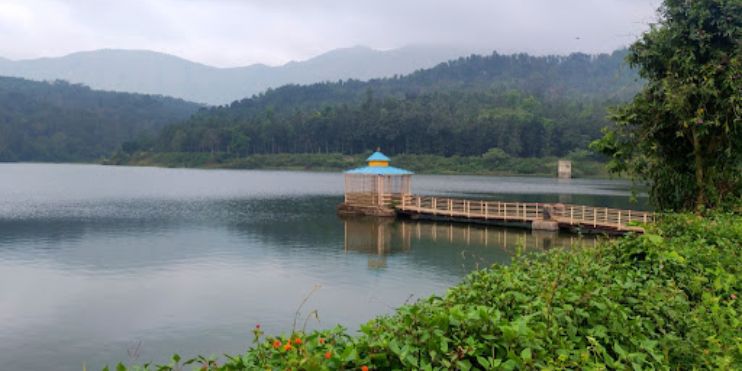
361, 366, 369, 371
272, 340, 281, 349
324, 351, 332, 359
294, 338, 302, 345
284, 343, 293, 351
318, 338, 325, 344
287, 339, 292, 345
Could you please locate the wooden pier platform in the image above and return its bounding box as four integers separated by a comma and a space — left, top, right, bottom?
397, 195, 653, 234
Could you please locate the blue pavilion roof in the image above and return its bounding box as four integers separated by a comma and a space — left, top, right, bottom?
345, 166, 413, 175
366, 151, 391, 162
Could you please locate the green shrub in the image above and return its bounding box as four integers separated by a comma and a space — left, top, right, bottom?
111, 213, 740, 370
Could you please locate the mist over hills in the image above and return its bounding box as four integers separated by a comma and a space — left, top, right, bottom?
0, 45, 481, 105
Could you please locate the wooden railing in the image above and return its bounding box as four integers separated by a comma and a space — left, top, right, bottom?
398, 195, 653, 232
401, 195, 544, 222
345, 192, 406, 208
554, 204, 654, 229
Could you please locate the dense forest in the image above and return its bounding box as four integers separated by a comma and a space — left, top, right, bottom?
0, 50, 641, 164
0, 77, 200, 161
127, 50, 642, 160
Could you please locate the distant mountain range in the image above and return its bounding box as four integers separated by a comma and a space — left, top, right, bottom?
0, 45, 482, 105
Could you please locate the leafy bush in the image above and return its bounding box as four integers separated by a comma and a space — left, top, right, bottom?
111, 213, 740, 370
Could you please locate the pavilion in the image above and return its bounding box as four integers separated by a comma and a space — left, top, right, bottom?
337, 151, 413, 216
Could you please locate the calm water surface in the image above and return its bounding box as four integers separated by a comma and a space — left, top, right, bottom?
0, 164, 646, 370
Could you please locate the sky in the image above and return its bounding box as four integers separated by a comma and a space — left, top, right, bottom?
0, 0, 661, 67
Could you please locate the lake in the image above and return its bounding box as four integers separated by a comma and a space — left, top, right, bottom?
0, 163, 646, 370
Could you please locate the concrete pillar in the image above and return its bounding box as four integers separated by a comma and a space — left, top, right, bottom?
558, 160, 572, 179
532, 220, 559, 232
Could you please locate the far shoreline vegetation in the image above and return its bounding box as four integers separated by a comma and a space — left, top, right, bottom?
102, 150, 614, 178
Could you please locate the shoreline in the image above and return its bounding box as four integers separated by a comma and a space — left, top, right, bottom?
99, 151, 624, 180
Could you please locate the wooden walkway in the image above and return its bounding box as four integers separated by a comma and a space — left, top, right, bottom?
397, 195, 653, 233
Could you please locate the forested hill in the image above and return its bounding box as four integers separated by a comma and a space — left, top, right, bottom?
0, 77, 201, 161
136, 49, 641, 159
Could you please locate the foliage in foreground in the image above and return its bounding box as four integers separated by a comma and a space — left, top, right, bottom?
112, 213, 741, 370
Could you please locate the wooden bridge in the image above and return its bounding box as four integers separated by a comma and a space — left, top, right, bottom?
339, 152, 652, 234
396, 195, 653, 234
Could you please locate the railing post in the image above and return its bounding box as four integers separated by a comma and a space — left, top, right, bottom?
643, 213, 647, 224
617, 211, 621, 230
593, 208, 597, 227
570, 207, 574, 224
484, 201, 488, 219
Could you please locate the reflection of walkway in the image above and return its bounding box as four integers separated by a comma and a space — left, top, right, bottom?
404, 221, 597, 250
342, 217, 597, 268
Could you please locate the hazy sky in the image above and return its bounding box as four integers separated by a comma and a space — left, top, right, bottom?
0, 0, 661, 67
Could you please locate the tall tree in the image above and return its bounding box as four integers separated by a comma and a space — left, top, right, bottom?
593, 0, 742, 211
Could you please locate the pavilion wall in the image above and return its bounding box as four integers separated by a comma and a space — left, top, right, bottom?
343, 174, 411, 209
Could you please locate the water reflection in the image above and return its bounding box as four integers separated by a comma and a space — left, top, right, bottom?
341, 217, 597, 269
0, 164, 640, 371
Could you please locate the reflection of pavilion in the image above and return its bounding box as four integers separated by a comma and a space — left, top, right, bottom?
342, 217, 411, 268
342, 217, 597, 269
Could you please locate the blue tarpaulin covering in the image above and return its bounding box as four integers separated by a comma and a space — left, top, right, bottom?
365, 151, 391, 162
